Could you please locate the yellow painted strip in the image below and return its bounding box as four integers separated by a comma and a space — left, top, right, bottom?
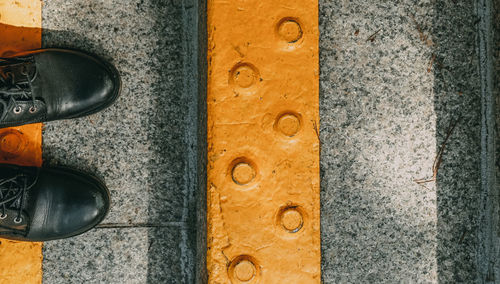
0, 1, 43, 284
207, 0, 320, 283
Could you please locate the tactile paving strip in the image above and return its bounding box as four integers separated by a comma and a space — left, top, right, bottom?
0, 1, 43, 283
206, 0, 320, 282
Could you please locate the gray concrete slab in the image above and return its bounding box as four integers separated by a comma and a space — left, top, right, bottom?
319, 0, 482, 282
41, 0, 200, 283
496, 0, 500, 280
42, 227, 183, 284
41, 0, 186, 225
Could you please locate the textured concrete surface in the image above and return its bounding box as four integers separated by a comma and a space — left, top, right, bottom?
38, 0, 496, 283
42, 228, 182, 283
319, 0, 483, 283
41, 1, 200, 283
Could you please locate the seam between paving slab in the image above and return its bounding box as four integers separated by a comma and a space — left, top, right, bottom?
477, 0, 499, 282
179, 0, 198, 283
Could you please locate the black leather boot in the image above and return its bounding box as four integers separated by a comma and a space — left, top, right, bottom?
0, 164, 110, 241
0, 48, 121, 128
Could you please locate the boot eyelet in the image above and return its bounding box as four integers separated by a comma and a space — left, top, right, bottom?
29, 106, 37, 113
13, 106, 22, 114
13, 217, 22, 224
0, 214, 7, 220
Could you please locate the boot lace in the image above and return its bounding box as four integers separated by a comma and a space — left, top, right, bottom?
0, 56, 38, 119
0, 173, 33, 224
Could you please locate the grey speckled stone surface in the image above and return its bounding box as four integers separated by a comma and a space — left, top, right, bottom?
496, 0, 500, 279
38, 0, 494, 282
42, 0, 186, 225
496, 1, 500, 280
43, 228, 182, 284
41, 0, 200, 283
319, 0, 482, 283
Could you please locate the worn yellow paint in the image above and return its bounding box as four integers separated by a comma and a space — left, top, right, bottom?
207, 0, 320, 283
0, 1, 43, 284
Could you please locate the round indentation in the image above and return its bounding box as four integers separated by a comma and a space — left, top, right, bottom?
234, 260, 256, 282
232, 162, 256, 185
230, 63, 259, 89
0, 130, 26, 157
277, 18, 303, 43
281, 208, 303, 232
276, 113, 301, 137
228, 255, 260, 283
277, 206, 304, 234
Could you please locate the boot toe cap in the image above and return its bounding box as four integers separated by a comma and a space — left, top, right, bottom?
34, 49, 121, 119
60, 176, 110, 235
26, 167, 110, 241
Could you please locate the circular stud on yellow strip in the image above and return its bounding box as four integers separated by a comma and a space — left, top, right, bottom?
234, 260, 256, 282
230, 63, 259, 89
232, 162, 256, 185
228, 255, 260, 283
276, 113, 301, 137
280, 207, 304, 233
277, 18, 303, 43
0, 130, 26, 158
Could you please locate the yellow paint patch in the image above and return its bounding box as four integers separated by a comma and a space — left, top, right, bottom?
207, 0, 320, 283
0, 1, 43, 284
